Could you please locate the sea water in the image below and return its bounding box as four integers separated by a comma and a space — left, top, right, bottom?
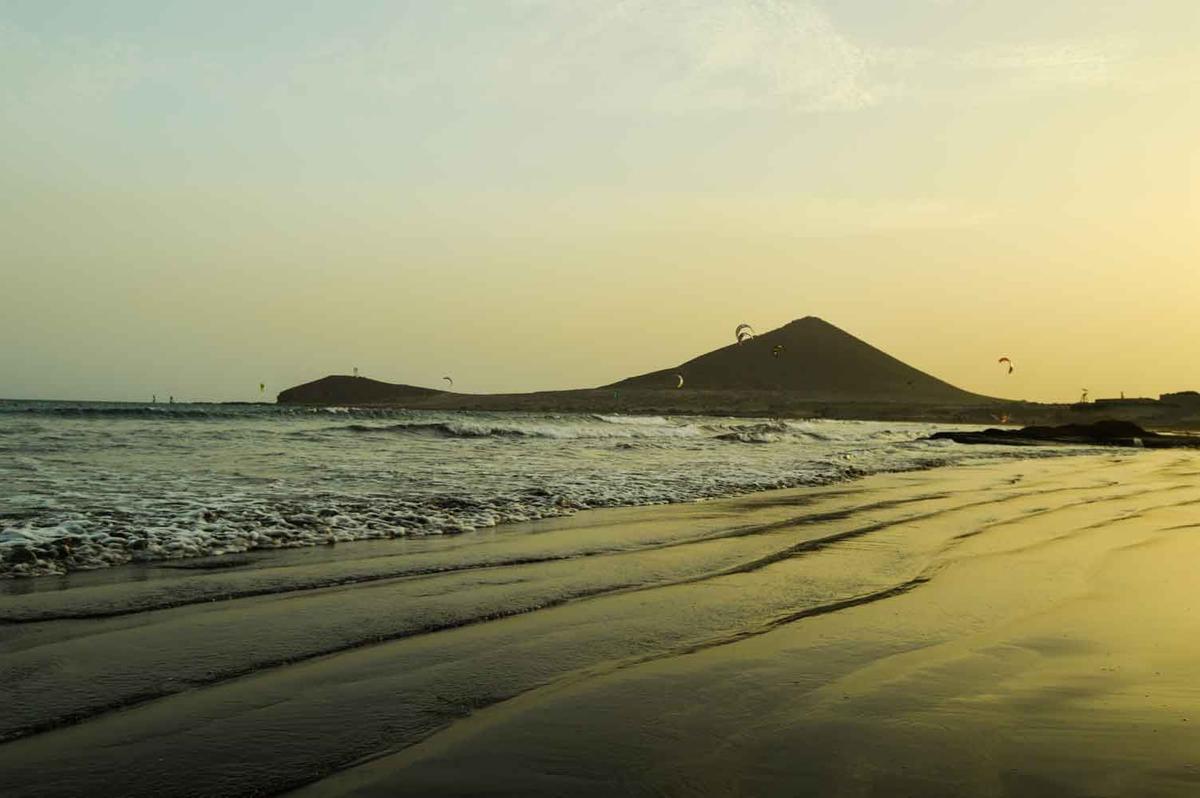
0, 400, 1080, 577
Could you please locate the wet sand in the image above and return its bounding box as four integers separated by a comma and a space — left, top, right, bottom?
3, 451, 1200, 796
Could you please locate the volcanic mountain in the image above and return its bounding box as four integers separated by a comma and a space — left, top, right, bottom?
276, 317, 996, 412
608, 317, 989, 404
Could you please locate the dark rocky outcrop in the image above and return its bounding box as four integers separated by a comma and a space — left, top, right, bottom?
930, 420, 1200, 448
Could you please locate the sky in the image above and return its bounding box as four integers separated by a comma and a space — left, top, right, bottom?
2, 0, 1197, 403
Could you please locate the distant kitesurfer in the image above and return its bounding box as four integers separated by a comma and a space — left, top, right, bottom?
771, 344, 785, 358
735, 323, 756, 344
998, 357, 1014, 375
443, 376, 454, 389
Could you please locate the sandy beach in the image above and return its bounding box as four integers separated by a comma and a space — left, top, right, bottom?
3, 450, 1200, 796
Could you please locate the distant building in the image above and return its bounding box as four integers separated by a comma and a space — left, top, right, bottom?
1092, 397, 1160, 408
1160, 391, 1200, 407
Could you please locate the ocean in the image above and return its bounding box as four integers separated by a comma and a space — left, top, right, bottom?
1, 400, 1087, 578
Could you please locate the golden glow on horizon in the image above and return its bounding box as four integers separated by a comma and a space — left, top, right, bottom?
1, 1, 1197, 402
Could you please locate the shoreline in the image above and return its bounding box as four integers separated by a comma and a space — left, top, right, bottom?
0, 447, 1036, 597
2, 425, 1100, 582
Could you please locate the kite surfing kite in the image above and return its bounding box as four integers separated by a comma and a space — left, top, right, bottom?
1080, 388, 1089, 403
443, 376, 454, 388
735, 323, 756, 344
771, 344, 785, 358
675, 374, 684, 389
998, 357, 1013, 375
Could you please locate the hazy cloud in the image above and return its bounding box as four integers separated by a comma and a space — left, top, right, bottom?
0, 22, 146, 108
0, 2, 1171, 127
958, 37, 1133, 87
286, 0, 877, 114
562, 0, 877, 111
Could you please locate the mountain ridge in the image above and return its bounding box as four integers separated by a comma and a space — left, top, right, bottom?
276, 317, 996, 411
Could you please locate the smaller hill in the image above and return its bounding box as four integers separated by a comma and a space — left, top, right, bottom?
277, 375, 442, 405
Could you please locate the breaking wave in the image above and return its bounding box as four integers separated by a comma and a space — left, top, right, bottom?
1, 404, 1100, 578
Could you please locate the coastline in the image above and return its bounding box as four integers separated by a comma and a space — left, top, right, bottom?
2, 409, 1102, 580
274, 389, 1062, 427
3, 450, 1200, 796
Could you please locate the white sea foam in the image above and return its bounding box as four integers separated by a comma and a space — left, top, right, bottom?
0, 401, 1100, 577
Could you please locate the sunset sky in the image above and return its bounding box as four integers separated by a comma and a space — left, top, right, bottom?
3, 1, 1197, 403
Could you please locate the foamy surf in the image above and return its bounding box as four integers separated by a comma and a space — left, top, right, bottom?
1, 401, 1099, 577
